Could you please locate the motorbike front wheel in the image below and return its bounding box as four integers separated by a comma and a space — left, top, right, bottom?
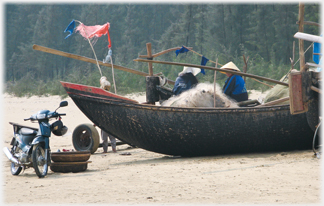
11, 162, 22, 175
32, 144, 48, 178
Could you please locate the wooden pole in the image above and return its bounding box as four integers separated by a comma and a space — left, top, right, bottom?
213, 58, 218, 107
32, 44, 175, 85
298, 3, 306, 72
134, 58, 289, 87
311, 86, 321, 94
146, 43, 153, 76
139, 47, 193, 58
243, 55, 248, 81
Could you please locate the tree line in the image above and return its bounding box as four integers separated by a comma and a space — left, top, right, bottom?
4, 3, 320, 97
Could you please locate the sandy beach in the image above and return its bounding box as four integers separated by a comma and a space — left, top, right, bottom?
1, 91, 322, 205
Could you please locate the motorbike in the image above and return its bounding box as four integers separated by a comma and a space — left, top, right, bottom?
3, 101, 68, 178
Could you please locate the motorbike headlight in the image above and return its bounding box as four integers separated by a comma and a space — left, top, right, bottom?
36, 113, 46, 119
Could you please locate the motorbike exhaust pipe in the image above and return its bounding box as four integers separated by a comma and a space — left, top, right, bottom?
3, 147, 19, 164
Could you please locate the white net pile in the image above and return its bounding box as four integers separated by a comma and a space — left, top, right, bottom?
161, 83, 238, 108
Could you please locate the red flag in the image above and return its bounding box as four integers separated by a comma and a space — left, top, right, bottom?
76, 22, 111, 48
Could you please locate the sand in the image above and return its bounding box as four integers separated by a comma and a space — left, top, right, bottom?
1, 91, 322, 205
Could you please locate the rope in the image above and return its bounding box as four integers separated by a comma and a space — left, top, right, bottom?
182, 46, 223, 67
282, 42, 314, 82
312, 120, 321, 158
110, 55, 117, 94
75, 20, 103, 76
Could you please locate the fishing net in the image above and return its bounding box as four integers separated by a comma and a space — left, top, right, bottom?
263, 70, 299, 105
161, 83, 238, 108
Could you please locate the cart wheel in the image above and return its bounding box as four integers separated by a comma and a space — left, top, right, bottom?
72, 124, 99, 154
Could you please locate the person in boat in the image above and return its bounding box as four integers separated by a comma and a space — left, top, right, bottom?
172, 66, 201, 95
220, 61, 248, 102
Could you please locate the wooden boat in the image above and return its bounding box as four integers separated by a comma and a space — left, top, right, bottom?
33, 4, 320, 157
61, 81, 317, 157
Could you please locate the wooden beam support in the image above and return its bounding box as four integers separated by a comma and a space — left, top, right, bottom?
296, 20, 321, 27
134, 58, 288, 86
32, 44, 175, 85
146, 43, 153, 76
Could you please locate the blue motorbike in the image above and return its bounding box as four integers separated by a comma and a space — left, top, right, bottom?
3, 101, 68, 178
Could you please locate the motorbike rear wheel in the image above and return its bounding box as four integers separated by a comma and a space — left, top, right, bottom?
32, 144, 48, 178
11, 162, 22, 175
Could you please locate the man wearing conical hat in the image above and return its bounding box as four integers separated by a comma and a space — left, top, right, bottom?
172, 66, 201, 95
220, 61, 248, 102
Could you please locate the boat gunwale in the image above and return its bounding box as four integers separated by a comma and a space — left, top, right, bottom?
67, 90, 291, 114
61, 81, 291, 114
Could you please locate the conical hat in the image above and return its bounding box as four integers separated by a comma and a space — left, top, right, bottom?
220, 61, 240, 74
179, 66, 201, 76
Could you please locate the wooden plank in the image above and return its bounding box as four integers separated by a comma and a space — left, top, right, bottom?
289, 72, 307, 114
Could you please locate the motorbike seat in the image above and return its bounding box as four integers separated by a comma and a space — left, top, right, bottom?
19, 128, 37, 136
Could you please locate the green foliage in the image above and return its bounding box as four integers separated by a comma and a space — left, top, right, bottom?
4, 3, 320, 97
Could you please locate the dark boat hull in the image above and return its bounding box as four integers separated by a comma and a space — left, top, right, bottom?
61, 81, 315, 156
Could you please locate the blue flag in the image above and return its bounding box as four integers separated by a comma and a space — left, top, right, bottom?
200, 56, 209, 75
64, 20, 76, 39
175, 46, 189, 56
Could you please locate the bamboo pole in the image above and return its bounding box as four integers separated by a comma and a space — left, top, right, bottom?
134, 58, 289, 87
32, 44, 175, 85
213, 58, 218, 107
243, 55, 248, 82
182, 45, 223, 67
296, 20, 321, 27
298, 3, 306, 72
139, 47, 193, 58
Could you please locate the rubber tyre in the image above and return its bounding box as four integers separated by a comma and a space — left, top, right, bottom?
11, 162, 22, 175
72, 124, 99, 154
32, 144, 48, 178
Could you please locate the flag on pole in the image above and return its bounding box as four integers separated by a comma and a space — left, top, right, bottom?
200, 56, 209, 75
175, 46, 189, 56
64, 19, 76, 39
75, 22, 111, 48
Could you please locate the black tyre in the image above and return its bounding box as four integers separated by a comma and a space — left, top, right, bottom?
72, 124, 99, 154
10, 162, 22, 175
32, 144, 48, 178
